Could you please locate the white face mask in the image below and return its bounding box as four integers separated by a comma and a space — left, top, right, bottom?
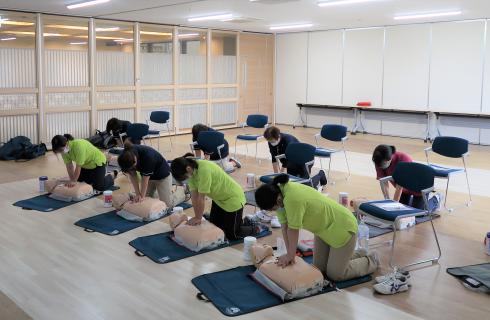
63, 146, 70, 154
380, 160, 392, 169
270, 139, 280, 147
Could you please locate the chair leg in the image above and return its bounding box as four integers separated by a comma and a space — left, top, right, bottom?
234, 138, 238, 158
255, 140, 258, 161
388, 222, 398, 269
343, 148, 350, 180
389, 216, 441, 270
328, 157, 334, 185
462, 158, 472, 206
166, 123, 173, 149
443, 177, 453, 212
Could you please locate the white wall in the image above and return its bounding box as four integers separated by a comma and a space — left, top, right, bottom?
383, 24, 431, 110
429, 20, 485, 114
275, 19, 490, 143
275, 33, 308, 125
343, 28, 384, 106
306, 30, 343, 105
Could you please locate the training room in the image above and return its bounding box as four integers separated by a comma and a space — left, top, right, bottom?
0, 0, 489, 319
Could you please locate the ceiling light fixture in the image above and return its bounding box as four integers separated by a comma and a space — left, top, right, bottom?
0, 20, 34, 26
394, 10, 462, 20
69, 41, 87, 45
45, 24, 88, 30
67, 0, 111, 10
138, 31, 172, 36
95, 27, 120, 32
270, 23, 313, 30
187, 13, 233, 22
178, 33, 199, 38
0, 37, 16, 41
113, 38, 133, 42
318, 0, 378, 7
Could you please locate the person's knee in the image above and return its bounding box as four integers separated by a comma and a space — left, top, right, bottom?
326, 266, 346, 282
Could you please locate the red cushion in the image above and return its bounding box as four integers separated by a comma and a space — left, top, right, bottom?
357, 101, 372, 107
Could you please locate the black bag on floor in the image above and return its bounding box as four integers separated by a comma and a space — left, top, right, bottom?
87, 130, 117, 149
0, 136, 47, 161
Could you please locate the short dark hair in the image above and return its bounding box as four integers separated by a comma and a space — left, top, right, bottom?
117, 140, 137, 173
191, 123, 210, 141
254, 174, 289, 210
372, 145, 396, 167
51, 134, 74, 153
171, 154, 198, 181
264, 126, 280, 140
106, 118, 122, 134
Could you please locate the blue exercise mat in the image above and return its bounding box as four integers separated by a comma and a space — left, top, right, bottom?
13, 185, 120, 212
368, 214, 440, 238
129, 229, 272, 264
191, 265, 371, 317
73, 202, 191, 235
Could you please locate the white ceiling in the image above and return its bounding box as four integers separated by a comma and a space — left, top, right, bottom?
1, 0, 490, 33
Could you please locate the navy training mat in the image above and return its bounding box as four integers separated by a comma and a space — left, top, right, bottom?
191, 265, 371, 317
129, 229, 271, 264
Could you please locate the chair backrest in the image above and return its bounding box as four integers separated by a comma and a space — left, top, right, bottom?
246, 114, 268, 128
197, 131, 225, 156
392, 162, 435, 193
432, 136, 468, 158
285, 142, 316, 167
150, 111, 170, 124
126, 123, 149, 140
320, 124, 348, 142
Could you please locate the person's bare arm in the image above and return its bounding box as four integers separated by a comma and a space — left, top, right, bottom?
272, 162, 280, 174
138, 175, 150, 201
277, 227, 299, 267
393, 185, 403, 202
188, 191, 205, 225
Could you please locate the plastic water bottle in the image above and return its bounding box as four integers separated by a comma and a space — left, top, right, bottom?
358, 220, 370, 252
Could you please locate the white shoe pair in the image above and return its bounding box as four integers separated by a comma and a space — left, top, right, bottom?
373, 270, 411, 295
248, 211, 281, 228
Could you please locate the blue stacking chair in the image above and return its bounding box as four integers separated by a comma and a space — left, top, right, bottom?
234, 114, 268, 160
146, 111, 173, 151
195, 131, 234, 173
358, 162, 441, 269
314, 124, 350, 182
120, 123, 149, 145
424, 136, 471, 211
259, 142, 316, 186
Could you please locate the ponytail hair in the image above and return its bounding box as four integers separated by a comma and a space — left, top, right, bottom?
254, 173, 289, 210
51, 134, 73, 153
372, 144, 396, 167
171, 154, 198, 181
117, 140, 137, 172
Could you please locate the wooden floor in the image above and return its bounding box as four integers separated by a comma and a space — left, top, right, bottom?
0, 125, 489, 320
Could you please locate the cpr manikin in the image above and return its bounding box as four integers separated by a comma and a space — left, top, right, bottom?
169, 213, 225, 252
250, 244, 326, 301
45, 178, 94, 202
112, 193, 168, 222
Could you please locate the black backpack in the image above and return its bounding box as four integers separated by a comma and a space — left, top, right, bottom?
87, 130, 117, 149
0, 136, 47, 161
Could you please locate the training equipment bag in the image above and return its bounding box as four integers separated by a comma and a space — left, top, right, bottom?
87, 130, 117, 149
0, 136, 47, 161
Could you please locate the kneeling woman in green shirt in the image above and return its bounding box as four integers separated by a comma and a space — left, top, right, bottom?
255, 174, 378, 282
171, 156, 260, 240
51, 134, 115, 191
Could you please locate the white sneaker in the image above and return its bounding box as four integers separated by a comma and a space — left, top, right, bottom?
373, 276, 411, 295
271, 216, 281, 228
246, 210, 272, 224
375, 270, 410, 284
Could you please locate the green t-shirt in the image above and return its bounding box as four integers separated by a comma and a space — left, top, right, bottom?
188, 160, 245, 212
62, 139, 107, 169
277, 182, 358, 248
